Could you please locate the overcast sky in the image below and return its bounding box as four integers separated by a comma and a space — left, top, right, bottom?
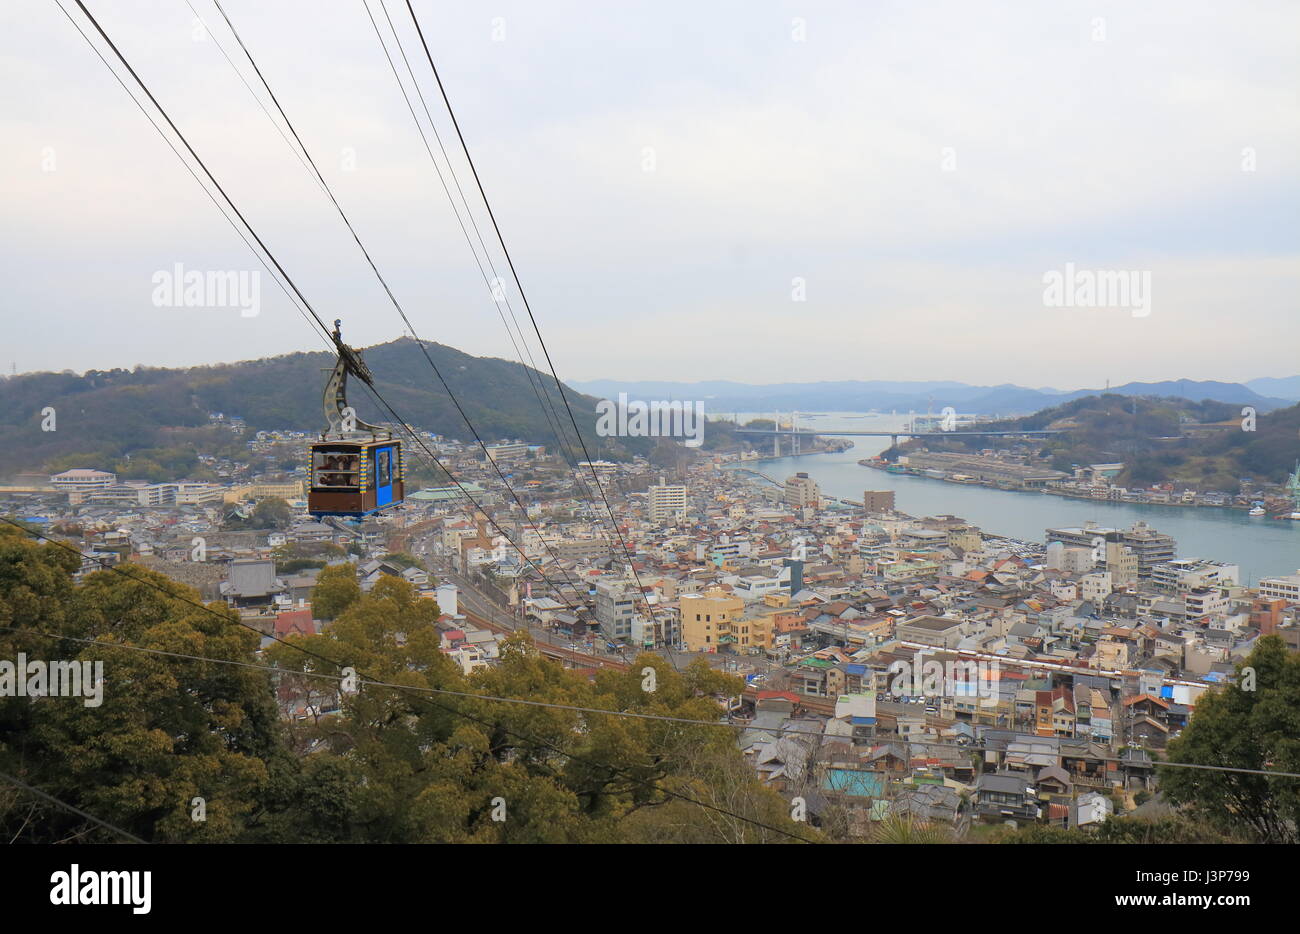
2, 0, 1297, 389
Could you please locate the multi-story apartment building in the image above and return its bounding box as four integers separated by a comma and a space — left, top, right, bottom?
1046, 521, 1175, 578
1184, 587, 1230, 620
947, 525, 983, 552
631, 612, 679, 651
899, 528, 948, 551
1259, 571, 1300, 604
730, 568, 789, 602
1045, 542, 1096, 574
1079, 571, 1113, 603
1152, 559, 1239, 593
878, 558, 941, 582
697, 536, 751, 566
551, 537, 613, 563
647, 482, 688, 524
1250, 597, 1290, 634
858, 535, 891, 563
783, 472, 820, 510
679, 587, 744, 652
1105, 542, 1139, 586
1118, 521, 1177, 577
861, 490, 895, 514
593, 577, 639, 643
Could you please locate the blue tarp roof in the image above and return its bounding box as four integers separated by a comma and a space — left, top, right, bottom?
823, 769, 884, 798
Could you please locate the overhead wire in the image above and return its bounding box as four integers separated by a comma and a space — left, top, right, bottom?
63, 0, 586, 618
31, 7, 1300, 839
0, 769, 148, 844
52, 0, 334, 353
40, 5, 806, 841
2, 614, 1293, 782
362, 0, 606, 524
358, 0, 637, 662
194, 0, 614, 627
399, 0, 670, 660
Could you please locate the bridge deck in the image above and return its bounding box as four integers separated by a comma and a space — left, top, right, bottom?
732, 428, 1061, 437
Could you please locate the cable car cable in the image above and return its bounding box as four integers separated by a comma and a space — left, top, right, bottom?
361, 0, 605, 521
62, 0, 587, 617
402, 0, 670, 660
53, 0, 336, 355
195, 0, 609, 619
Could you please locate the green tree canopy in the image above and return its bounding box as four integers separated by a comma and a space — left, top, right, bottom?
1, 525, 810, 844
310, 563, 361, 621
0, 523, 295, 842
1159, 635, 1300, 843
268, 579, 811, 843
249, 496, 292, 530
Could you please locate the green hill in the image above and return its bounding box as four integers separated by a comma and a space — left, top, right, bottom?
0, 338, 640, 477
900, 393, 1300, 489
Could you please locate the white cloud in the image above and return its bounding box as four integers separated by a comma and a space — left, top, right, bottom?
0, 0, 1295, 388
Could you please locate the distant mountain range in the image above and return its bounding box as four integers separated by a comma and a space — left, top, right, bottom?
570, 377, 1298, 416
5, 341, 1295, 482
1245, 376, 1300, 401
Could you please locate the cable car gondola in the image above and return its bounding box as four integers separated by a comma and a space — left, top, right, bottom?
308, 320, 404, 519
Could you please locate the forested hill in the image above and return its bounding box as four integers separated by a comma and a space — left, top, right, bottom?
0, 337, 627, 476
905, 393, 1300, 488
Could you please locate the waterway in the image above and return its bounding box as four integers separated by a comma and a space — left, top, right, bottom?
723, 412, 1299, 585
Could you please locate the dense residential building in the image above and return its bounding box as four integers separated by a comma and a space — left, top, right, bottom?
1079, 571, 1113, 602
551, 537, 613, 562
8, 415, 1290, 842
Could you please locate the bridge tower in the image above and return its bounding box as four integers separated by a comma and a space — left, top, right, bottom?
791, 410, 801, 455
